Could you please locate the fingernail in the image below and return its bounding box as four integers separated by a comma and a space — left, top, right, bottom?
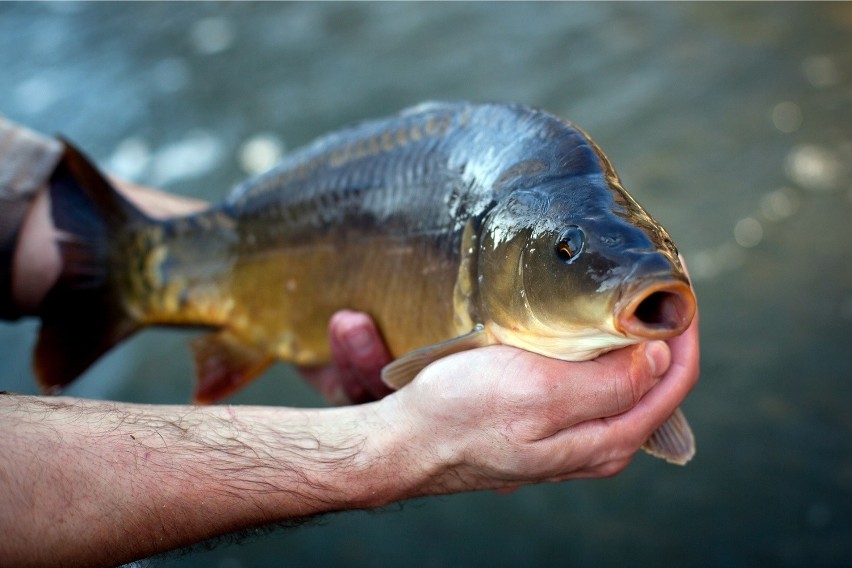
645, 341, 671, 377
344, 325, 374, 358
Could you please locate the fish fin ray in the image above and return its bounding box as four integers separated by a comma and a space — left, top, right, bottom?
191, 331, 274, 404
55, 138, 150, 229
35, 141, 150, 393
381, 325, 491, 389
642, 407, 695, 465
36, 310, 139, 394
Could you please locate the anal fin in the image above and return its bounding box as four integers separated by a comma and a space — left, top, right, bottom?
642, 407, 695, 465
191, 330, 274, 404
381, 325, 492, 389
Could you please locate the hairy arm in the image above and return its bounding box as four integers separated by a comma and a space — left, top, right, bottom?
0, 394, 398, 567
0, 324, 695, 567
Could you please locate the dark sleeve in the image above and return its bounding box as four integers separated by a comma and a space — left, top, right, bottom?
0, 116, 63, 320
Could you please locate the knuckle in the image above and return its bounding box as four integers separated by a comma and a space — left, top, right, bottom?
597, 457, 632, 478
611, 368, 642, 414
610, 350, 656, 414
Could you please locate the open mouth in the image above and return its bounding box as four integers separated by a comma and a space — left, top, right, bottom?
615, 279, 696, 339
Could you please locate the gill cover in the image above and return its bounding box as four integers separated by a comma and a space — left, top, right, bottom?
476, 189, 544, 333
476, 182, 635, 359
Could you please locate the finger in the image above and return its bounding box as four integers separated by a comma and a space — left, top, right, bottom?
664, 306, 700, 386
328, 311, 394, 402
540, 310, 699, 470
514, 340, 671, 432
533, 426, 635, 481
606, 310, 700, 447
581, 341, 669, 422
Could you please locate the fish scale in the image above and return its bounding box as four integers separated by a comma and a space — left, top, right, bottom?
36, 101, 697, 464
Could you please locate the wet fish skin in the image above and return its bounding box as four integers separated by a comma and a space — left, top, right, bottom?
37, 102, 696, 464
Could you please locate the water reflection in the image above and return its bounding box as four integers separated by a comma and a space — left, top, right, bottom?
802, 54, 842, 89
238, 133, 286, 176
760, 187, 800, 222
786, 144, 846, 192
771, 101, 803, 134
190, 16, 236, 56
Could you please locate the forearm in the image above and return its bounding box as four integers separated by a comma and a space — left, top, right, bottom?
0, 394, 409, 568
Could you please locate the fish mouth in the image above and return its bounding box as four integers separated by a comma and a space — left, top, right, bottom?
614, 278, 696, 340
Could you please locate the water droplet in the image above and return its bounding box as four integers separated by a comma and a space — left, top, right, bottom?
238, 134, 285, 175
802, 55, 841, 89
734, 217, 763, 248
770, 101, 802, 133
760, 187, 800, 222
190, 17, 235, 55
785, 145, 845, 192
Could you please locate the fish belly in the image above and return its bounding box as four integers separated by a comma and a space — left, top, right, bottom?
222, 233, 462, 367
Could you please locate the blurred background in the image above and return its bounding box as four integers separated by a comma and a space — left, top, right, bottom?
1, 3, 850, 567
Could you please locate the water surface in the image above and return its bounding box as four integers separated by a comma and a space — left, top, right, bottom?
1, 3, 850, 567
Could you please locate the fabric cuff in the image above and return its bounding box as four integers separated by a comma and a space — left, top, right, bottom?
0, 116, 63, 320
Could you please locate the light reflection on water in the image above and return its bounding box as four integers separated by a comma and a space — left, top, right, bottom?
1, 3, 850, 567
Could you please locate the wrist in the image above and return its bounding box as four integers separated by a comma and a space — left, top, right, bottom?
349, 394, 453, 506
297, 399, 432, 511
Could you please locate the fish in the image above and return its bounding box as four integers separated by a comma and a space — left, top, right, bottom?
37, 101, 697, 464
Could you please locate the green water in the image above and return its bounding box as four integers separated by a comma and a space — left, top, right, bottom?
1, 3, 850, 566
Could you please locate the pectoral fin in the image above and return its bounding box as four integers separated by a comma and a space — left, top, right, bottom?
381, 325, 492, 389
642, 407, 695, 465
191, 330, 274, 404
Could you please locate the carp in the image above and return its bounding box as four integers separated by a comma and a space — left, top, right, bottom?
38, 102, 697, 464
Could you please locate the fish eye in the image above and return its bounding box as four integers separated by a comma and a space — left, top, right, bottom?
555, 226, 585, 263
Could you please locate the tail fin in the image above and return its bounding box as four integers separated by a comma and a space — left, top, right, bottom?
34, 140, 150, 393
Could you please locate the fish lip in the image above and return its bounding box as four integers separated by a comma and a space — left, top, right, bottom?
614, 277, 696, 340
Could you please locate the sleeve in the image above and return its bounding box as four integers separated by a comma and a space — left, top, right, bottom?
0, 116, 63, 320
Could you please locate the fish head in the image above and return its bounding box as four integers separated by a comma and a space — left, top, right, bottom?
478, 176, 696, 361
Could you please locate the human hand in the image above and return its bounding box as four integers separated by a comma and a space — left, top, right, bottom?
298, 310, 395, 405
375, 312, 699, 495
